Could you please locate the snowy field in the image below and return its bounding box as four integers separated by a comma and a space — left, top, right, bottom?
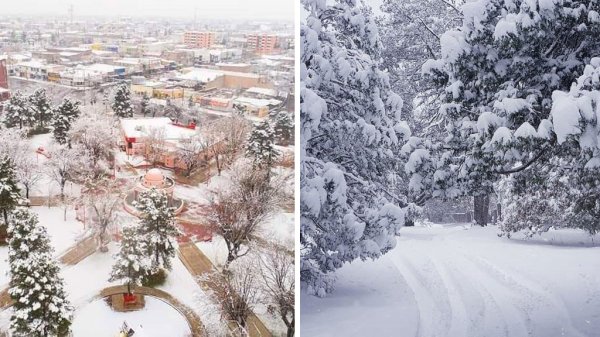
301, 224, 600, 337
71, 297, 192, 337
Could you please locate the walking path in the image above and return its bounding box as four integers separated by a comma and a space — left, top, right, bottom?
178, 242, 273, 337
98, 285, 206, 337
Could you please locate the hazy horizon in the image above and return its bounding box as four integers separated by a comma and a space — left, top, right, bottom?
1, 0, 295, 22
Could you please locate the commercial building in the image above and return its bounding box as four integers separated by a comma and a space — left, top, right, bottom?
0, 56, 9, 103
183, 31, 216, 48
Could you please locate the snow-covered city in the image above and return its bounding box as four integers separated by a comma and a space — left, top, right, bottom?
0, 1, 294, 336
301, 0, 600, 336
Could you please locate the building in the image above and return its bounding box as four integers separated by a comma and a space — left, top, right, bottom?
233, 96, 282, 117
120, 117, 225, 173
247, 34, 278, 55
0, 56, 9, 103
216, 62, 251, 73
183, 31, 216, 48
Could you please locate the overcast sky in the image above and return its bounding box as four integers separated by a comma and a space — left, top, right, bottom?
2, 0, 294, 21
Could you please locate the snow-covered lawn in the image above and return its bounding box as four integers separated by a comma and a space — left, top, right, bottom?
260, 211, 294, 248
301, 224, 600, 337
71, 297, 192, 337
0, 206, 86, 286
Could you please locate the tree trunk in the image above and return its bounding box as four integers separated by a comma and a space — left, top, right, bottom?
473, 194, 490, 226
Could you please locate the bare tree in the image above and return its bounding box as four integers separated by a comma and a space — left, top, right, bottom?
177, 131, 205, 177
206, 161, 282, 265
45, 144, 83, 220
204, 265, 259, 337
257, 247, 295, 337
144, 127, 167, 167
84, 180, 121, 251
220, 116, 251, 166
16, 155, 42, 200
200, 120, 227, 176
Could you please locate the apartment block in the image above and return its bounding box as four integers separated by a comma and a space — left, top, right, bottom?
247, 34, 278, 55
183, 31, 216, 48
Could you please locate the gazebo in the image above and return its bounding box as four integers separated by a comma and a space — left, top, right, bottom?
124, 168, 184, 215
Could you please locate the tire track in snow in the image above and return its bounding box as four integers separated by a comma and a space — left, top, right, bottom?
459, 252, 588, 337
390, 252, 452, 337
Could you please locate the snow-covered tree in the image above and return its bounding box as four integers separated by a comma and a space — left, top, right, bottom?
379, 0, 462, 132
45, 144, 84, 220
300, 0, 410, 296
112, 83, 134, 118
2, 91, 32, 129
245, 120, 279, 169
51, 98, 81, 145
133, 188, 179, 274
0, 158, 21, 230
110, 224, 151, 294
8, 208, 73, 336
69, 111, 116, 178
408, 0, 600, 232
28, 88, 52, 129
140, 92, 150, 116
271, 111, 294, 146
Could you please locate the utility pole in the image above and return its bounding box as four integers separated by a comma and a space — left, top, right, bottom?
69, 4, 74, 26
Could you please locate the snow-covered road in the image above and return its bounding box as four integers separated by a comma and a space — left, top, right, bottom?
301, 224, 600, 337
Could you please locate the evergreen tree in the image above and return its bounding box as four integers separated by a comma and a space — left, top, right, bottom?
246, 120, 279, 168
51, 98, 80, 145
110, 224, 151, 294
300, 0, 410, 296
3, 91, 32, 129
28, 88, 52, 129
140, 93, 150, 116
407, 0, 600, 233
112, 83, 134, 118
8, 208, 73, 337
133, 188, 179, 274
0, 157, 21, 235
271, 111, 294, 146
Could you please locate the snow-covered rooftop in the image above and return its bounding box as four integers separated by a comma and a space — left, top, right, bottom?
120, 117, 198, 141
234, 96, 281, 107
246, 87, 278, 97
177, 68, 224, 83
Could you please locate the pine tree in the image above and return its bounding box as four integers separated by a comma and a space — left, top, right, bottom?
110, 224, 151, 294
0, 158, 21, 237
407, 0, 600, 233
301, 0, 410, 296
2, 91, 32, 129
133, 188, 179, 274
271, 111, 294, 146
112, 83, 134, 118
51, 98, 80, 146
8, 208, 73, 337
140, 93, 150, 116
28, 88, 52, 129
246, 120, 279, 169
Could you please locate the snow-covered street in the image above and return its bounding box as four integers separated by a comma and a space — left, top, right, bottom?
301, 224, 600, 337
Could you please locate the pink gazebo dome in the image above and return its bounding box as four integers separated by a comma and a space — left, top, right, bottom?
143, 168, 165, 188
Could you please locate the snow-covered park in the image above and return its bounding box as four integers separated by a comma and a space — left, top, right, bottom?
0, 76, 295, 336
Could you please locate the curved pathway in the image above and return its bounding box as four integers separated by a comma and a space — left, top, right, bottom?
98, 285, 206, 337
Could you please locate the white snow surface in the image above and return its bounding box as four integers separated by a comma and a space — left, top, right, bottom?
71, 297, 191, 337
302, 224, 600, 337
